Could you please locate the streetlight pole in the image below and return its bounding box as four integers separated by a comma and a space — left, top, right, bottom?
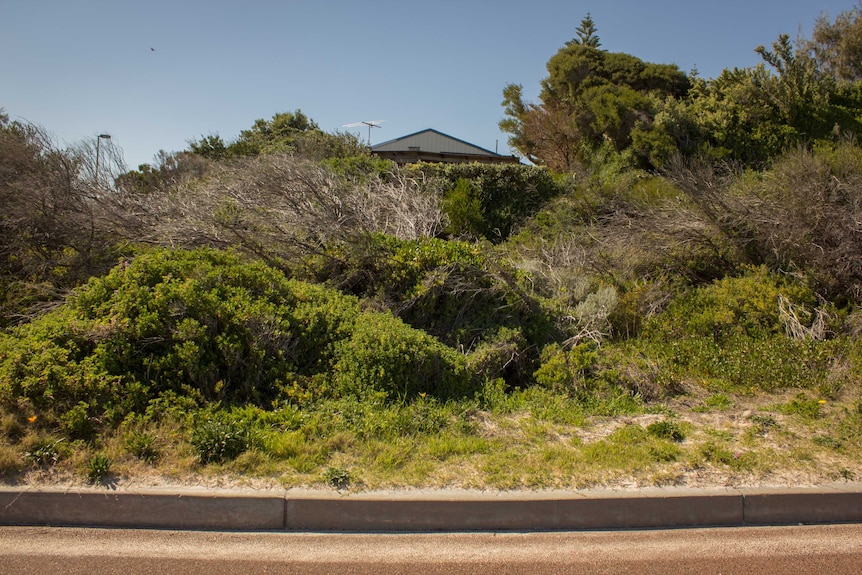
95, 134, 111, 188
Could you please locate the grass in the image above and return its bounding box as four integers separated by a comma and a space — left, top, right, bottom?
0, 385, 860, 490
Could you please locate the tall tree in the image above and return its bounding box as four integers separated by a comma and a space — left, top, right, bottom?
568, 13, 601, 48
808, 4, 862, 82
501, 15, 689, 171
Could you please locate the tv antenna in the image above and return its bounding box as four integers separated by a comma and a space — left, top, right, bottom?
342, 120, 384, 146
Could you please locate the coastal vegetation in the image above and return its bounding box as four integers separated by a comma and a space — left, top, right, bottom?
1, 9, 861, 489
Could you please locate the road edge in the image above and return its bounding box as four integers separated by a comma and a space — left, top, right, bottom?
1, 484, 860, 532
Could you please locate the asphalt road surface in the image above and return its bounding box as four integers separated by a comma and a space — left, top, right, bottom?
2, 523, 861, 574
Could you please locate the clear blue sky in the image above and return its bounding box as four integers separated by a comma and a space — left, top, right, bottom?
1, 0, 857, 169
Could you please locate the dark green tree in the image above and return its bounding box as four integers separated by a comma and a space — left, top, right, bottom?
188, 133, 228, 160
188, 110, 367, 161
500, 15, 689, 171
568, 13, 601, 48
229, 109, 319, 156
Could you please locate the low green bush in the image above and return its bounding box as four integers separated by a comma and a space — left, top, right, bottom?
190, 418, 254, 465
0, 248, 476, 431
125, 430, 159, 463
644, 266, 816, 342
406, 162, 566, 243
86, 453, 112, 483
332, 311, 472, 400
533, 343, 598, 395
24, 437, 64, 467
307, 234, 556, 384
321, 465, 351, 488
647, 420, 686, 442
443, 178, 485, 238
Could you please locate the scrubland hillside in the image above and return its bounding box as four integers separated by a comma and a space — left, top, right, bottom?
1, 10, 861, 489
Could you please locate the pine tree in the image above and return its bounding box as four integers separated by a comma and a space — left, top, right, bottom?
571, 13, 601, 48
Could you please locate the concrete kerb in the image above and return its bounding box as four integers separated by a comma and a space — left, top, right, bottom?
1, 484, 861, 532
740, 483, 862, 526
0, 487, 285, 531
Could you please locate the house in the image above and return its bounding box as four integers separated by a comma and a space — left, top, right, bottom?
370, 129, 520, 165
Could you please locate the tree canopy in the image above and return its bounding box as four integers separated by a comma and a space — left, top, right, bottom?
188, 109, 367, 161
808, 4, 862, 82
502, 11, 862, 170
501, 15, 690, 171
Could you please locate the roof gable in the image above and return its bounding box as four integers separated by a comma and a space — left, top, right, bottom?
371, 129, 500, 156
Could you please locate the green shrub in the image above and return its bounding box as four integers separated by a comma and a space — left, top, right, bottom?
125, 430, 159, 463
647, 420, 686, 442
321, 465, 351, 488
649, 442, 681, 462
332, 312, 471, 400
533, 343, 598, 395
630, 267, 845, 393
778, 394, 825, 420
443, 178, 485, 237
86, 453, 112, 483
190, 418, 254, 465
406, 163, 565, 243
645, 266, 816, 342
307, 234, 556, 381
320, 155, 394, 181
0, 248, 479, 428
60, 402, 95, 441
24, 438, 64, 467
642, 332, 836, 393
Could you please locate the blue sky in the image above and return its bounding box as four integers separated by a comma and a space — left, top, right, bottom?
1, 0, 857, 168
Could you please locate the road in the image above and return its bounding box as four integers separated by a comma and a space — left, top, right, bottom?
2, 524, 861, 574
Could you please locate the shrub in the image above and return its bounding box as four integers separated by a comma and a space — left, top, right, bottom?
332, 312, 472, 400
86, 453, 112, 483
406, 163, 565, 242
125, 430, 159, 463
466, 327, 530, 387
647, 420, 686, 442
321, 465, 351, 488
778, 394, 825, 420
320, 155, 394, 181
742, 143, 862, 301
533, 343, 598, 395
310, 234, 555, 369
645, 266, 816, 342
24, 438, 64, 467
190, 418, 254, 465
643, 331, 835, 393
60, 402, 95, 442
443, 178, 485, 237
0, 248, 477, 428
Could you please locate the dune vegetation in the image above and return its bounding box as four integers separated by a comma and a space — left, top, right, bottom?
1, 11, 861, 489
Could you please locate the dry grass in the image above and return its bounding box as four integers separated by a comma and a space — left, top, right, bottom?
3, 386, 858, 493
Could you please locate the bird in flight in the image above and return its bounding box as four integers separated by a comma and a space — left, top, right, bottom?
150, 47, 156, 51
